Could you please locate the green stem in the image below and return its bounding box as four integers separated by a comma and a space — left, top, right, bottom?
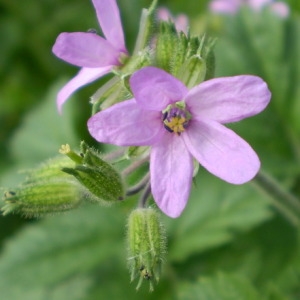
122, 156, 149, 177
126, 173, 150, 197
252, 170, 300, 227
132, 0, 158, 56
138, 182, 151, 208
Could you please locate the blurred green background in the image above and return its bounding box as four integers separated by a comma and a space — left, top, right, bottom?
1, 0, 300, 299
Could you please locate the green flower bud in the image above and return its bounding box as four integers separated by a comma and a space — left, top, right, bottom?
154, 22, 215, 89
60, 142, 125, 204
127, 208, 166, 291
155, 21, 179, 73
204, 49, 215, 80
178, 54, 206, 88
1, 157, 82, 217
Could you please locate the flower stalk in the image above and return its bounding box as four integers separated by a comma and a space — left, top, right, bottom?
252, 170, 300, 227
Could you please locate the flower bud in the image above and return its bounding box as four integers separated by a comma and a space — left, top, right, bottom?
155, 21, 179, 73
1, 157, 82, 217
60, 142, 125, 204
127, 208, 166, 291
178, 54, 206, 88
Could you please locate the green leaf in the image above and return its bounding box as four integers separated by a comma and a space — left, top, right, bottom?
0, 205, 125, 299
214, 10, 300, 165
165, 174, 273, 262
177, 272, 260, 300
9, 79, 78, 167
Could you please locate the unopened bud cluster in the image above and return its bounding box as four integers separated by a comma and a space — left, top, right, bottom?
155, 22, 215, 88
127, 208, 166, 291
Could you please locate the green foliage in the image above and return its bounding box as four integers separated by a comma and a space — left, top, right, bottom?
178, 272, 260, 300
164, 174, 273, 262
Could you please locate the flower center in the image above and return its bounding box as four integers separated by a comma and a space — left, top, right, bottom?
162, 102, 191, 135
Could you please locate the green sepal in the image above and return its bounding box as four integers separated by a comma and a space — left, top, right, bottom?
132, 0, 158, 56
177, 54, 206, 88
1, 157, 82, 217
61, 141, 125, 203
2, 180, 82, 217
155, 21, 179, 73
62, 165, 124, 203
127, 208, 166, 291
204, 49, 215, 80
170, 31, 189, 77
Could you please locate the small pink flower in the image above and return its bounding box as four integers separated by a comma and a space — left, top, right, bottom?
52, 0, 127, 113
157, 7, 189, 34
88, 67, 271, 218
209, 0, 290, 18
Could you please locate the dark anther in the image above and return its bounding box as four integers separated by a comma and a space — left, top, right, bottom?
162, 111, 168, 121
164, 124, 174, 133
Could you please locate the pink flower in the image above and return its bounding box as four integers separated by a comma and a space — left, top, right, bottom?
88, 67, 271, 218
157, 7, 189, 34
209, 0, 289, 18
52, 0, 127, 113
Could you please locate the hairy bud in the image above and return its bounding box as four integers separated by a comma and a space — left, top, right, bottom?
127, 208, 166, 291
60, 142, 125, 204
1, 157, 82, 217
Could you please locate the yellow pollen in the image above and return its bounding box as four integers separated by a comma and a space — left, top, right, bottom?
164, 116, 187, 134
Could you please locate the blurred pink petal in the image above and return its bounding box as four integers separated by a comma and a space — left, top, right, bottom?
209, 0, 241, 14
157, 7, 189, 33
270, 2, 290, 18
209, 0, 290, 17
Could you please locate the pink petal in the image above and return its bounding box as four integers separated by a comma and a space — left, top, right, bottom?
130, 67, 188, 111
209, 0, 241, 14
174, 14, 189, 34
270, 2, 290, 18
157, 7, 172, 21
57, 66, 112, 113
151, 133, 193, 218
92, 0, 126, 53
88, 99, 163, 146
183, 119, 260, 184
157, 7, 189, 33
248, 0, 272, 10
52, 32, 120, 68
185, 75, 271, 124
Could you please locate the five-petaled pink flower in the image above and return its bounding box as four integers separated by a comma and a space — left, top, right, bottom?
52, 0, 127, 113
88, 67, 271, 218
209, 0, 289, 18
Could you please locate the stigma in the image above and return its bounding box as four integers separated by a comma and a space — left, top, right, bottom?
162, 103, 191, 135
